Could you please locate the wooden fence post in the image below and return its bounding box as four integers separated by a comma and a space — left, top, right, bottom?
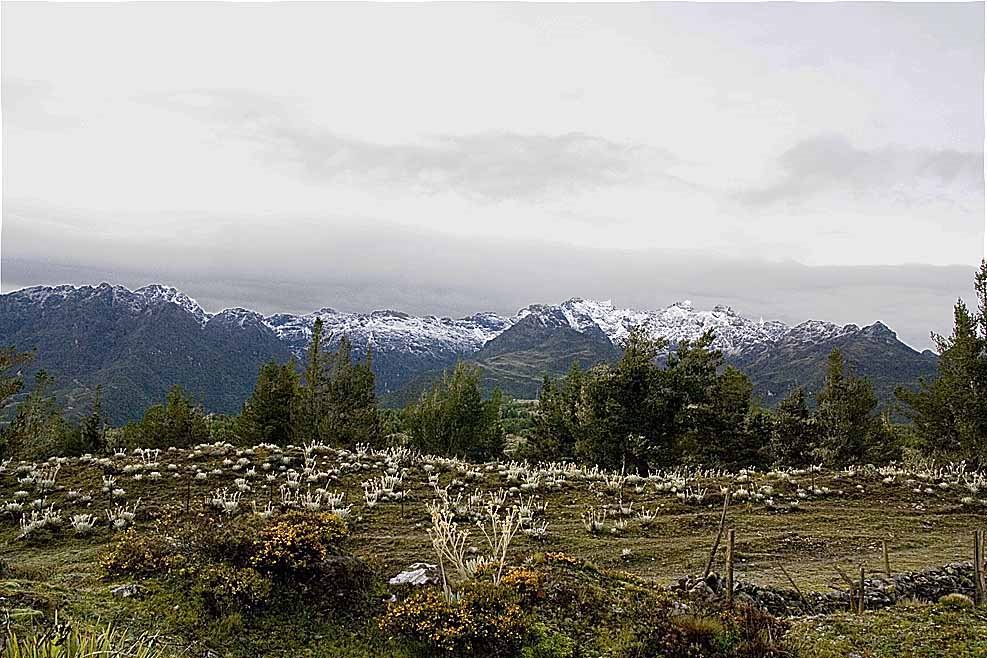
780, 564, 811, 613
702, 491, 731, 580
982, 530, 987, 603
185, 474, 192, 515
726, 529, 735, 608
975, 530, 983, 607
834, 564, 856, 612
858, 566, 865, 614
982, 530, 986, 594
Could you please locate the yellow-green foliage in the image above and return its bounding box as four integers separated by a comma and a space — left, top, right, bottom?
250, 511, 349, 576
614, 601, 790, 658
500, 567, 545, 606
192, 564, 272, 616
789, 600, 987, 658
937, 593, 975, 610
380, 584, 527, 656
3, 618, 173, 658
100, 529, 178, 577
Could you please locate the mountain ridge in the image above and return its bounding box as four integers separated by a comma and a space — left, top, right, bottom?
1, 283, 938, 422
7, 282, 922, 353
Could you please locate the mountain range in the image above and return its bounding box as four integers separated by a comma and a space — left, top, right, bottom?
0, 283, 938, 423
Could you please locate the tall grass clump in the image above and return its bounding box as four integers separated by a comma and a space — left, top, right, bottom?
2, 616, 175, 658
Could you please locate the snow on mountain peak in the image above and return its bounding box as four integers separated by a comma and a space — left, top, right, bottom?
209, 307, 267, 330
510, 298, 792, 354
8, 283, 210, 325
4, 283, 876, 361
134, 285, 209, 325
263, 306, 510, 358
783, 320, 857, 345
10, 284, 81, 305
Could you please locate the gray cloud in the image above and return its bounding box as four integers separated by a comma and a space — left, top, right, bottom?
740, 134, 984, 208
2, 3, 981, 348
0, 78, 80, 131
2, 205, 975, 352
148, 89, 677, 202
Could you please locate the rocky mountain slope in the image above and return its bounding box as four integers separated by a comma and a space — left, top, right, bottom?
0, 284, 938, 422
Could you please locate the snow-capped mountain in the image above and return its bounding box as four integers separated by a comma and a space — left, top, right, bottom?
3, 283, 869, 360
0, 283, 937, 421
262, 295, 860, 361
8, 283, 211, 326
513, 298, 793, 355
266, 308, 510, 359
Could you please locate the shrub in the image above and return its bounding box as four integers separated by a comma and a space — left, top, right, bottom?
617, 601, 790, 658
180, 513, 266, 567
532, 563, 611, 629
501, 567, 545, 606
938, 593, 975, 610
721, 603, 791, 658
100, 529, 177, 578
670, 613, 730, 651
250, 511, 349, 578
102, 511, 372, 621
380, 583, 528, 656
522, 624, 577, 658
192, 564, 272, 617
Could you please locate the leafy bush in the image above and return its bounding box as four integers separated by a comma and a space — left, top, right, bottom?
521, 624, 577, 658
500, 567, 545, 606
102, 510, 372, 623
192, 564, 272, 617
100, 529, 178, 577
380, 583, 528, 656
250, 511, 349, 578
938, 593, 975, 610
179, 513, 266, 567
618, 600, 791, 658
529, 555, 612, 629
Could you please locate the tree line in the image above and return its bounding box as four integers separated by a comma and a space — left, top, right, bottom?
2, 261, 985, 469
523, 330, 898, 470
0, 316, 507, 462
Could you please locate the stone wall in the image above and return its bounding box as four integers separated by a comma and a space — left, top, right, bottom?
673, 562, 977, 616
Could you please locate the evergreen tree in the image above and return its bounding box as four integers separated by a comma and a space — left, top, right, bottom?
126, 385, 209, 449
0, 348, 35, 458
296, 322, 382, 447
575, 327, 676, 471
208, 414, 242, 445
769, 387, 814, 466
814, 349, 891, 465
529, 327, 788, 470
402, 362, 504, 460
553, 327, 764, 470
897, 260, 987, 463
320, 338, 382, 446
79, 385, 106, 454
685, 365, 762, 468
0, 347, 34, 411
6, 370, 73, 459
299, 317, 327, 441
238, 360, 301, 446
526, 363, 584, 461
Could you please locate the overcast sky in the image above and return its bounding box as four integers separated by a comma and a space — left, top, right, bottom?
2, 2, 984, 350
